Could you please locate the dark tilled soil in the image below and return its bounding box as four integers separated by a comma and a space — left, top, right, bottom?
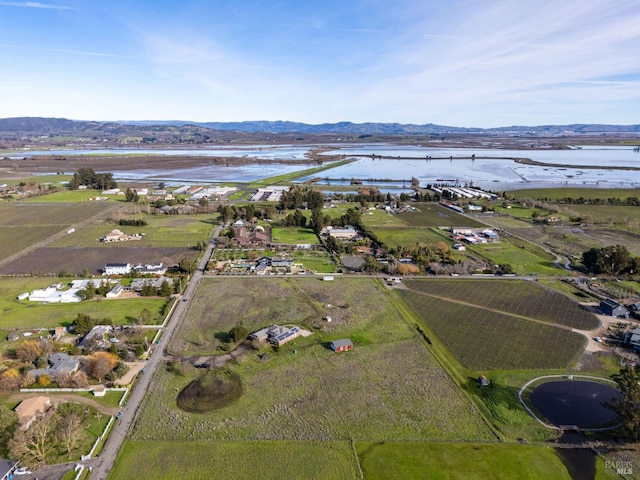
0, 246, 198, 275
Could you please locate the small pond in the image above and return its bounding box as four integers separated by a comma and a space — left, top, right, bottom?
529, 380, 621, 429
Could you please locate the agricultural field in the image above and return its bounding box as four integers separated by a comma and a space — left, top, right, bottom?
398, 288, 587, 370
0, 202, 112, 262
0, 203, 108, 226
402, 279, 599, 330
356, 442, 572, 480
396, 203, 488, 228
0, 246, 197, 276
509, 187, 640, 202
119, 277, 495, 479
50, 213, 217, 248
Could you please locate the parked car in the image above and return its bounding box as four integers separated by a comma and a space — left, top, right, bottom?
14, 467, 32, 475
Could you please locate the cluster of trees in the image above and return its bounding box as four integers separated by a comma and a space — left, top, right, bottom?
69, 167, 117, 190
607, 366, 640, 440
394, 241, 455, 267
413, 191, 439, 202
124, 188, 139, 202
217, 203, 276, 223
581, 245, 639, 275
4, 402, 91, 467
118, 218, 147, 226
278, 186, 324, 211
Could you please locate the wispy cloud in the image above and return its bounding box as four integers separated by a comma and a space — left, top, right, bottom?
0, 1, 73, 10
0, 43, 138, 60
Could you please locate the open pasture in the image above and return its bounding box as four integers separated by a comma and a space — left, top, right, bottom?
170, 277, 411, 356
23, 189, 116, 203
471, 242, 562, 276
402, 279, 599, 330
134, 277, 492, 446
360, 209, 408, 227
396, 203, 487, 227
110, 440, 359, 480
368, 226, 448, 249
398, 289, 586, 370
357, 442, 571, 480
51, 213, 217, 248
0, 246, 197, 276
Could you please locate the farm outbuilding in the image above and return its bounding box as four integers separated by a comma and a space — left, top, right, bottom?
330, 338, 353, 352
600, 298, 629, 318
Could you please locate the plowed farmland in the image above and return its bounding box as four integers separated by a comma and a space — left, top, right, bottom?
0, 246, 197, 275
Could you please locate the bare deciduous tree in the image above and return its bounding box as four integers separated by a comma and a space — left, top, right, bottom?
9, 414, 57, 467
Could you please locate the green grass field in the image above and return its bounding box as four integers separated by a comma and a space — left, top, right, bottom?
131, 278, 493, 447
270, 227, 319, 244
369, 226, 449, 249
357, 442, 571, 480
292, 250, 336, 273
110, 440, 359, 480
23, 189, 117, 203
50, 213, 217, 248
469, 242, 563, 276
0, 278, 168, 329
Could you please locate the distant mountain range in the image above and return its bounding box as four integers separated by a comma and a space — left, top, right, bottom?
0, 116, 639, 135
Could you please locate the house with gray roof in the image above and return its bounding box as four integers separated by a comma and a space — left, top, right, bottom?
28, 352, 79, 379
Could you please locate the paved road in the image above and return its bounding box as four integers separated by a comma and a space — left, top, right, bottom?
88, 227, 220, 480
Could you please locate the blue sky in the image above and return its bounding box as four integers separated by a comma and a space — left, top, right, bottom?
0, 0, 638, 127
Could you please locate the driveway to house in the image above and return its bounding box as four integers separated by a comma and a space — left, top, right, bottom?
7, 393, 121, 416
88, 227, 220, 480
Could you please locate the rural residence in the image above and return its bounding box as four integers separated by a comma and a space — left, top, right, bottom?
28, 352, 79, 379
14, 396, 51, 429
104, 263, 132, 275
249, 325, 302, 346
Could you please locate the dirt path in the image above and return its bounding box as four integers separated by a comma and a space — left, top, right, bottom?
7, 392, 121, 416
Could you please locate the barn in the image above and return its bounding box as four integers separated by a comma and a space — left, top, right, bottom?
330, 338, 353, 353
600, 298, 629, 318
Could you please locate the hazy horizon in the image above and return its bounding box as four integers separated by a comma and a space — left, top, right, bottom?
1, 1, 638, 127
